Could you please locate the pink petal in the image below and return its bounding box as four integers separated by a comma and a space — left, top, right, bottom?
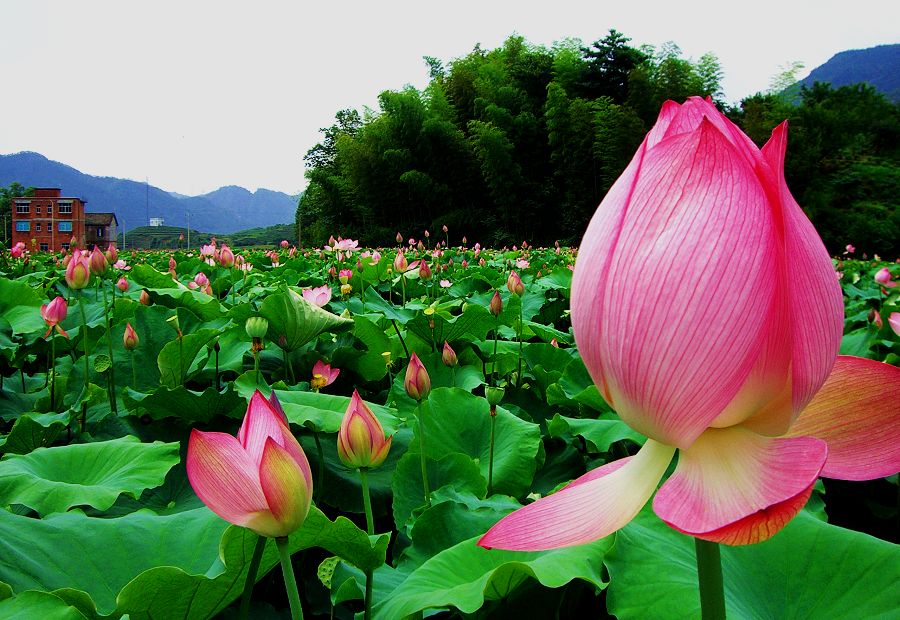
186, 429, 269, 527
786, 356, 900, 481
478, 440, 675, 551
760, 122, 844, 419
572, 119, 778, 448
256, 437, 311, 537
888, 313, 900, 337
238, 391, 287, 464
653, 427, 826, 544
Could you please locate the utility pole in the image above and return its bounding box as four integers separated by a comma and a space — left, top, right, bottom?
186, 211, 191, 249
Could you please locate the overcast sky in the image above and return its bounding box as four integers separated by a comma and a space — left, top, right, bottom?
1, 1, 897, 196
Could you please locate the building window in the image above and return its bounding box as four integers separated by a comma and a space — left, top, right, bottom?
59, 205, 72, 214
47, 204, 52, 214
61, 243, 70, 251
58, 221, 72, 232
35, 223, 41, 232
40, 243, 49, 251
15, 221, 30, 232
16, 204, 29, 214
36, 206, 41, 214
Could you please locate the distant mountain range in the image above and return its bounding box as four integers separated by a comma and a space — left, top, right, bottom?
792, 44, 900, 102
0, 152, 299, 233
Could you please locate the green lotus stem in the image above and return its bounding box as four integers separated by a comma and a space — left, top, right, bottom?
359, 467, 374, 535
48, 336, 57, 409
20, 368, 25, 392
238, 534, 267, 620
179, 334, 185, 385
385, 366, 393, 405
401, 276, 406, 307
391, 319, 409, 358
488, 409, 497, 496
313, 432, 325, 505
416, 400, 431, 508
492, 317, 500, 387
695, 538, 726, 620
130, 350, 137, 388
283, 348, 296, 383
78, 291, 90, 431
516, 301, 523, 389
253, 351, 260, 387
101, 281, 117, 414
358, 468, 376, 619
275, 536, 304, 620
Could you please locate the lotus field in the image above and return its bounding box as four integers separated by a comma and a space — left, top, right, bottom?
1, 100, 898, 619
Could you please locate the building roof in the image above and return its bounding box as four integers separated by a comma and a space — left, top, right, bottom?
85, 212, 118, 226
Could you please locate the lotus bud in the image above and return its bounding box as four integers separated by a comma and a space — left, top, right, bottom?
506, 271, 525, 296
339, 268, 353, 284
340, 283, 353, 296
338, 390, 392, 469
218, 244, 235, 268
40, 297, 69, 339
442, 224, 448, 233
462, 236, 467, 245
442, 341, 458, 367
89, 246, 108, 275
65, 254, 90, 289
424, 229, 430, 238
105, 244, 118, 263
394, 251, 408, 272
417, 241, 425, 252
116, 277, 129, 292
489, 290, 503, 317
140, 289, 151, 305
281, 239, 289, 248
396, 232, 403, 244
419, 261, 432, 280
404, 352, 431, 401
123, 322, 140, 350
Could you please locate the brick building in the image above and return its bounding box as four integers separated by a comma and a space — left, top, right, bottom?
85, 213, 118, 249
10, 188, 117, 253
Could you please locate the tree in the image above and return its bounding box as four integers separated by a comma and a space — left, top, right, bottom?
0, 182, 34, 244
579, 29, 648, 102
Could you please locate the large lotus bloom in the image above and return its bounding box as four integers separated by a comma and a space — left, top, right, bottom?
187, 391, 313, 538
302, 285, 332, 307
40, 297, 69, 339
874, 267, 897, 288
11, 242, 26, 258
65, 253, 90, 289
337, 389, 392, 469
480, 97, 900, 551
310, 360, 340, 390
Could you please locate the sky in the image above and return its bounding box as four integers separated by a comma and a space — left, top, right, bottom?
1, 1, 897, 196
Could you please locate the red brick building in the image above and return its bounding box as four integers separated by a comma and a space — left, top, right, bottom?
10, 188, 117, 253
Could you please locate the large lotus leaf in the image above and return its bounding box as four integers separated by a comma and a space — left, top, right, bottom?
157, 328, 219, 388
0, 436, 179, 516
406, 302, 496, 345
420, 351, 485, 392
259, 286, 353, 352
129, 264, 225, 321
373, 533, 612, 619
421, 388, 542, 497
546, 356, 613, 412
345, 315, 391, 381
122, 384, 246, 424
0, 590, 89, 619
347, 287, 415, 323
547, 413, 646, 453
0, 413, 66, 455
0, 278, 44, 336
606, 505, 900, 619
392, 451, 487, 531
114, 507, 388, 620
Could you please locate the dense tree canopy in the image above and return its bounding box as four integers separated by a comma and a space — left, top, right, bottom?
298, 31, 900, 256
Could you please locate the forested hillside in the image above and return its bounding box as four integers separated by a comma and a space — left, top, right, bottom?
298, 31, 900, 256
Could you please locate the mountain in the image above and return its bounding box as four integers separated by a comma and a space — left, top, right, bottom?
0, 152, 298, 233
794, 44, 900, 103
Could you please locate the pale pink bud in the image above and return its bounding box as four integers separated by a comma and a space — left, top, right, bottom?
116, 277, 129, 292
123, 322, 140, 350
337, 390, 392, 469
404, 353, 431, 401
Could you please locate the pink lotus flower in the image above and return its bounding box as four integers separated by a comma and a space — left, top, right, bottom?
844, 244, 855, 254
302, 285, 332, 307
439, 279, 451, 288
281, 239, 290, 249
123, 322, 139, 350
338, 269, 353, 284
187, 391, 313, 538
337, 389, 392, 469
310, 360, 340, 390
441, 341, 457, 367
506, 271, 524, 296
479, 97, 900, 552
404, 353, 431, 401
10, 242, 25, 258
887, 312, 900, 337
874, 267, 897, 288
40, 297, 69, 339
65, 253, 90, 289
218, 244, 235, 268
116, 277, 129, 292
393, 251, 408, 272
114, 259, 130, 270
